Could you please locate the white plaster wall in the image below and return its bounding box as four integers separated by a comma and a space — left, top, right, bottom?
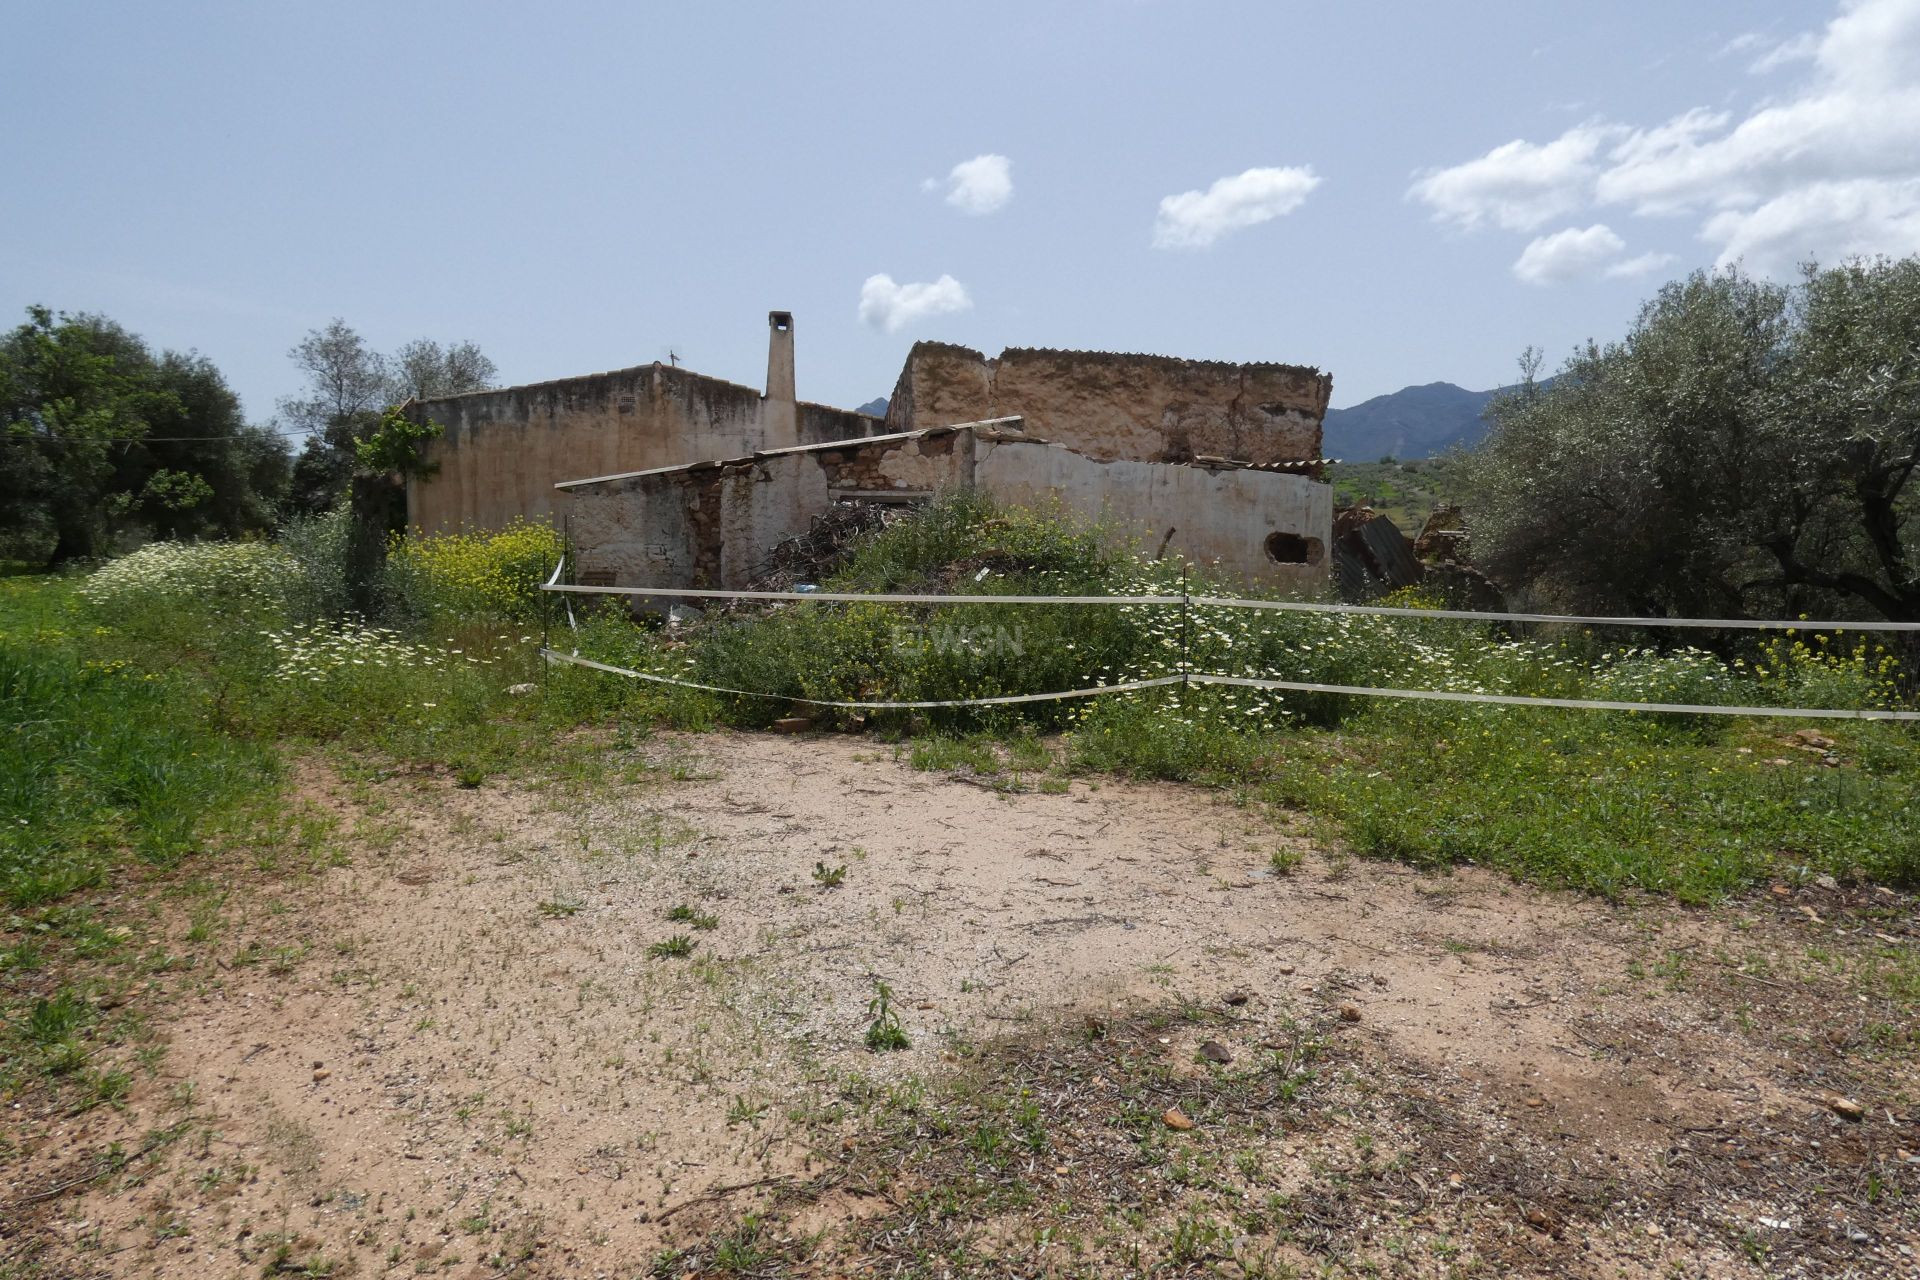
561, 430, 1329, 595
566, 480, 696, 585
974, 440, 1330, 592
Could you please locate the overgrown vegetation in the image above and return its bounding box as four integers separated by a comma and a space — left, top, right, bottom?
1327, 457, 1465, 531
557, 492, 1920, 900
1467, 259, 1920, 623
12, 490, 1918, 920
3, 487, 1918, 1129
0, 520, 576, 1111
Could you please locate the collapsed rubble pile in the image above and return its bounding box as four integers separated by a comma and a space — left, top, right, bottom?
1333, 502, 1505, 611
749, 500, 905, 592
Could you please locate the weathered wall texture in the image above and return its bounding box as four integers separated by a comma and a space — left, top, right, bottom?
884, 343, 1331, 467
405, 364, 880, 533
974, 442, 1329, 591
563, 421, 1328, 595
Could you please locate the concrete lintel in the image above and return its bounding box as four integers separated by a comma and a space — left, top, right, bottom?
557, 415, 1034, 491
829, 489, 935, 503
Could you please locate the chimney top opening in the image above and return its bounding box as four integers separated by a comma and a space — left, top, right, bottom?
769, 311, 793, 331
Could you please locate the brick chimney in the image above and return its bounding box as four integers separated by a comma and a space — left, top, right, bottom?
764, 311, 796, 449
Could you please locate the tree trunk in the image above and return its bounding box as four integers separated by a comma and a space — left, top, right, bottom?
45, 506, 98, 567
345, 473, 406, 617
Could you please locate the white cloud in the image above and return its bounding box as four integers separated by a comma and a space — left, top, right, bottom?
1407, 124, 1619, 231
929, 154, 1013, 215
1721, 27, 1821, 73
1820, 0, 1920, 90
1747, 31, 1819, 73
1605, 250, 1679, 279
1416, 0, 1920, 277
1511, 224, 1628, 285
1703, 178, 1920, 272
1152, 165, 1321, 249
857, 273, 972, 333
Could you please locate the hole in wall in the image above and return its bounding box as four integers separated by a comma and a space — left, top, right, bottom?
1264, 532, 1323, 565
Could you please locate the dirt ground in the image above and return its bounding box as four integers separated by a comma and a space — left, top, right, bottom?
3, 731, 1916, 1278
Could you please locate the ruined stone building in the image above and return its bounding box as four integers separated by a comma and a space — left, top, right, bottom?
405, 314, 1335, 593
405, 313, 881, 532
884, 341, 1329, 468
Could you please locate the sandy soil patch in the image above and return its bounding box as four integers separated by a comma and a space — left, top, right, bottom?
3, 731, 1914, 1277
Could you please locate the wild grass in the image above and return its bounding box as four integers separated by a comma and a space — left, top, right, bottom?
0, 521, 599, 1108
0, 580, 276, 910
665, 904, 719, 930
5, 492, 1918, 1079
550, 492, 1919, 900
1071, 671, 1919, 899
1262, 701, 1920, 901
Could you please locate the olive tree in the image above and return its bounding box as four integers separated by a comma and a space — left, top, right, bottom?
1759, 259, 1920, 621
281, 322, 496, 517
1467, 259, 1920, 622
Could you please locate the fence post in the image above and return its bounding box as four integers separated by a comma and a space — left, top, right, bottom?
1180, 564, 1191, 692
539, 555, 564, 678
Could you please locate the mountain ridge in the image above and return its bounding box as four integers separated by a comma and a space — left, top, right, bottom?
1323, 379, 1536, 461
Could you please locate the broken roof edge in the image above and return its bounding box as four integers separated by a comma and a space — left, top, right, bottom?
554, 416, 1032, 491
410, 359, 881, 419
903, 338, 1329, 382
1190, 454, 1340, 472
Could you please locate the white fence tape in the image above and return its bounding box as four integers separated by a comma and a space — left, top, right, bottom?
540, 648, 1186, 710
545, 583, 1185, 606
1189, 595, 1920, 633
539, 564, 1920, 720
541, 649, 1920, 721
541, 573, 1920, 633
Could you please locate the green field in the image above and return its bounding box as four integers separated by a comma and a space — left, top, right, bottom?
1327, 456, 1467, 532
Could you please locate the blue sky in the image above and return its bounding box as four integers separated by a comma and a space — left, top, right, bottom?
6, 1, 1916, 426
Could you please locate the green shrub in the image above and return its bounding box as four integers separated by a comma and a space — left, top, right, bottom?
280, 507, 356, 623
1752, 632, 1904, 712
79, 539, 291, 622
1588, 645, 1744, 741
385, 519, 564, 624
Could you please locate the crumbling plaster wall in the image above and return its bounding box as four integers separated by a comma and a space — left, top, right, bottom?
565, 424, 1328, 594
974, 440, 1328, 592
565, 431, 966, 588
405, 364, 880, 534
884, 342, 1331, 467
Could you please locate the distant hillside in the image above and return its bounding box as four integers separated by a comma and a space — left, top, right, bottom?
1324, 380, 1538, 462
856, 397, 889, 418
